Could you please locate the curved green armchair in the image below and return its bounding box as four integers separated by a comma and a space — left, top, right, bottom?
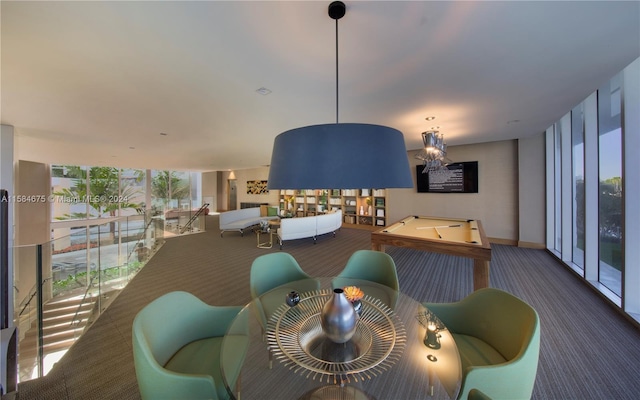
132, 291, 245, 400
250, 252, 320, 329
332, 250, 399, 308
424, 288, 540, 400
468, 389, 493, 400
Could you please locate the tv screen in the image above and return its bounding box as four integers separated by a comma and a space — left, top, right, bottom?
416, 161, 478, 193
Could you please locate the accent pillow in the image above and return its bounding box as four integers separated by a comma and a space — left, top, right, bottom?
267, 206, 278, 216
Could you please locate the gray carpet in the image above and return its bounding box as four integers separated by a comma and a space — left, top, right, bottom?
10, 215, 640, 399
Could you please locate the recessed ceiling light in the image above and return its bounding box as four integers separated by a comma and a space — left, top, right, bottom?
425, 116, 436, 121
256, 87, 272, 95
159, 132, 168, 136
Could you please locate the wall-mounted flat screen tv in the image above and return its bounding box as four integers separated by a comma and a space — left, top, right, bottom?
416, 161, 478, 193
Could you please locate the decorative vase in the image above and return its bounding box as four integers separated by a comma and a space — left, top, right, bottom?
320, 288, 358, 343
259, 220, 269, 232
286, 291, 300, 307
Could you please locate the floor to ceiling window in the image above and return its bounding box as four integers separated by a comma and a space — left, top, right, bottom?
119, 168, 146, 217
50, 166, 202, 276
597, 73, 623, 296
51, 165, 89, 221
546, 57, 639, 321
553, 122, 563, 253
571, 104, 585, 270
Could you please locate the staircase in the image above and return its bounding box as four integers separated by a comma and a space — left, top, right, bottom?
17, 294, 94, 382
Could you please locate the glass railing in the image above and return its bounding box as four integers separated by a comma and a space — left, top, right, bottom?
161, 203, 209, 236
13, 211, 165, 382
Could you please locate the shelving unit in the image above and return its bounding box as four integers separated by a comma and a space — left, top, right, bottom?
279, 188, 387, 229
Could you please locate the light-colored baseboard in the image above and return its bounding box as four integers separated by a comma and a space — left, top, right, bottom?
488, 237, 517, 246
517, 241, 546, 249
487, 238, 545, 249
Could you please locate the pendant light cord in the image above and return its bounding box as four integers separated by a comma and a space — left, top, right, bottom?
335, 17, 339, 124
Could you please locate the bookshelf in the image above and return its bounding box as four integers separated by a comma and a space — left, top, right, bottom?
279, 188, 387, 229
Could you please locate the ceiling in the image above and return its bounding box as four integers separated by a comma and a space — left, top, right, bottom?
2, 1, 639, 172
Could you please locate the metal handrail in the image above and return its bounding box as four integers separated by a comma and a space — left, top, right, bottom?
180, 203, 209, 234
17, 278, 51, 317
126, 211, 155, 262
69, 271, 100, 327
72, 212, 155, 328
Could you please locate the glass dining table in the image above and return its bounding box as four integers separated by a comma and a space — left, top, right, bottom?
221, 277, 461, 400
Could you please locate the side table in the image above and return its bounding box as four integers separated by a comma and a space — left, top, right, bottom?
254, 220, 280, 249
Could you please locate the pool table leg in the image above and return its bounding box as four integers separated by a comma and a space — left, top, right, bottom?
473, 259, 490, 291
372, 242, 384, 252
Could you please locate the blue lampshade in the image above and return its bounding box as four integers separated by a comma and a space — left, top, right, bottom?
267, 123, 413, 190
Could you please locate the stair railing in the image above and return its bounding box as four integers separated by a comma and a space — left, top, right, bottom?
180, 203, 210, 234
69, 271, 100, 328
70, 211, 162, 334
16, 278, 50, 319
14, 213, 164, 382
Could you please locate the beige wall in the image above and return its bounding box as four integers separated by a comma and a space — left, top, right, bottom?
388, 140, 519, 242
213, 138, 546, 244
201, 171, 217, 212
234, 168, 279, 208
14, 161, 50, 245
518, 133, 546, 247
1, 125, 16, 321
14, 160, 51, 305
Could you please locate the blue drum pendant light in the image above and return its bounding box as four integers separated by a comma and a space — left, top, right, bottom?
267, 1, 413, 190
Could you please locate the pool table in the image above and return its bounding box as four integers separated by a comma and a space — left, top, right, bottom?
371, 215, 492, 291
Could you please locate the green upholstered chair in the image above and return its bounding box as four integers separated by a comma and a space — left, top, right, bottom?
132, 291, 246, 400
250, 252, 320, 330
332, 250, 400, 309
424, 288, 540, 400
468, 389, 493, 400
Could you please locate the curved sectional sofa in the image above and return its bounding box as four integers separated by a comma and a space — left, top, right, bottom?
277, 210, 342, 249
219, 207, 279, 237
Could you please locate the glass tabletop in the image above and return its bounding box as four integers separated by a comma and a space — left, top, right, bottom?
266, 290, 405, 384
221, 277, 461, 400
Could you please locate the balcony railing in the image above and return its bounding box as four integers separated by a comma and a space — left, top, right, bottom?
12, 211, 168, 382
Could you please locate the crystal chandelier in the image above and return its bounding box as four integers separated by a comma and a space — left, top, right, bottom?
415, 131, 451, 173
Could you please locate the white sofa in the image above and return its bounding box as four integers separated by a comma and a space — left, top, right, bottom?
277, 210, 342, 249
219, 207, 278, 237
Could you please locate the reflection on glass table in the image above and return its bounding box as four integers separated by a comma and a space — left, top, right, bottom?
266, 290, 405, 386
221, 277, 461, 400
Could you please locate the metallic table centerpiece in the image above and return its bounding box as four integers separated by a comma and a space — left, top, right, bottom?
266, 289, 406, 384
320, 288, 358, 343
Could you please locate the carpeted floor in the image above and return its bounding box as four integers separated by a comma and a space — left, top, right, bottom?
9, 215, 640, 399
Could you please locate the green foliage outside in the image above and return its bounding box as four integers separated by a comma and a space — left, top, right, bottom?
600, 240, 622, 272
52, 261, 143, 295
574, 178, 622, 271
53, 166, 143, 219
151, 171, 190, 209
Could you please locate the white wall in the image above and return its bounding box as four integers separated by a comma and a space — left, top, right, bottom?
389, 140, 519, 242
